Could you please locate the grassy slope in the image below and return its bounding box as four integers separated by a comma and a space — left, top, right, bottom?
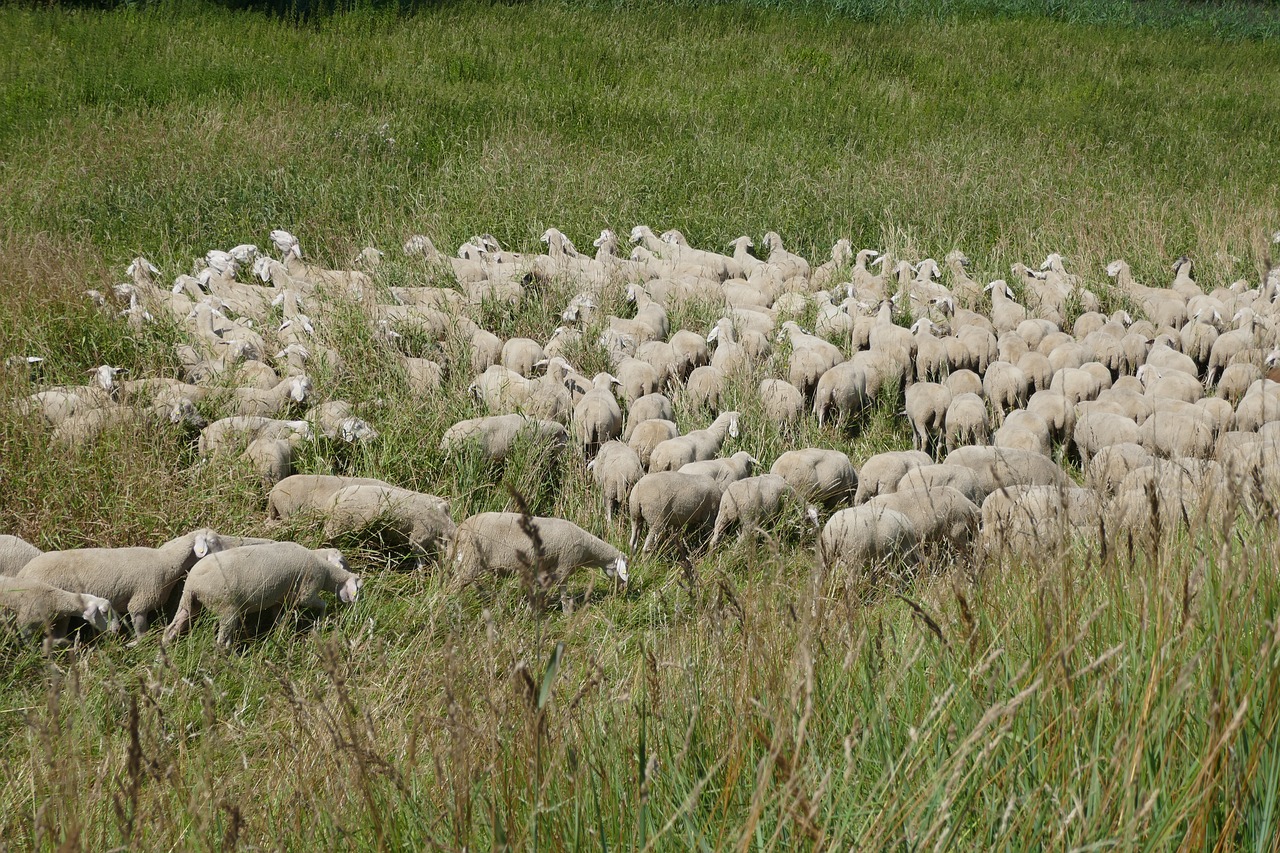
2, 1, 1280, 849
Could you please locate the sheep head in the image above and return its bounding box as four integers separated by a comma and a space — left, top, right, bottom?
606, 555, 628, 586
79, 594, 118, 633
629, 225, 654, 244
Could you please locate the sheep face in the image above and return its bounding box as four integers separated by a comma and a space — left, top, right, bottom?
80, 594, 118, 632
339, 576, 363, 603
606, 556, 629, 585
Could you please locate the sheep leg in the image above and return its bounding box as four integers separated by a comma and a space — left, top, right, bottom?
216, 612, 244, 648
164, 605, 193, 644
130, 610, 150, 638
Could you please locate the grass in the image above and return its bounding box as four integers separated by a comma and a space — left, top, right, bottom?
2, 0, 1280, 848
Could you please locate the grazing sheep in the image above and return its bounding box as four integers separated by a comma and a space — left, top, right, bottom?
865, 486, 981, 552
200, 416, 312, 458
627, 471, 724, 553
819, 505, 920, 579
628, 419, 680, 469
679, 451, 759, 487
573, 373, 624, 458
240, 437, 293, 486
944, 368, 984, 398
0, 535, 41, 577
1139, 411, 1215, 460
322, 485, 456, 564
944, 393, 991, 452
982, 361, 1029, 423
853, 450, 932, 505
164, 543, 361, 647
624, 394, 676, 439
981, 486, 1105, 557
439, 414, 568, 464
770, 448, 858, 508
1026, 389, 1077, 444
669, 330, 710, 378
589, 441, 646, 522
0, 576, 117, 640
501, 338, 547, 378
759, 378, 805, 426
709, 474, 798, 546
1085, 443, 1153, 496
943, 446, 1068, 495
905, 382, 952, 454
896, 463, 985, 505
451, 513, 627, 598
685, 366, 727, 412
812, 363, 870, 427
1073, 411, 1142, 462
648, 412, 740, 473
19, 528, 234, 637
267, 474, 395, 520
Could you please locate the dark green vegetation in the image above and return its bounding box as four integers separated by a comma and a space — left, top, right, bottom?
2, 1, 1280, 848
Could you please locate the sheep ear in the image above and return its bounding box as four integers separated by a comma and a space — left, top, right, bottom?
586, 459, 596, 471
193, 532, 213, 558
610, 556, 629, 584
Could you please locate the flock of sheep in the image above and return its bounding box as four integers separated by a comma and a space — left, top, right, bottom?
4, 223, 1280, 645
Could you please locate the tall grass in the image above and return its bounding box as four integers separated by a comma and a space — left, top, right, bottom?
3, 0, 1280, 848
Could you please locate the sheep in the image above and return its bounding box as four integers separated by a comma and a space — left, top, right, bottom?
812, 363, 870, 427
1026, 389, 1077, 444
52, 399, 206, 448
679, 451, 759, 487
164, 543, 361, 647
573, 373, 624, 458
322, 485, 456, 565
200, 416, 312, 458
759, 378, 805, 426
980, 486, 1105, 557
613, 357, 661, 403
267, 474, 395, 520
627, 471, 724, 553
685, 366, 727, 412
993, 410, 1053, 457
1, 534, 42, 577
943, 446, 1068, 495
818, 505, 920, 579
648, 412, 739, 473
944, 368, 984, 398
18, 528, 236, 637
904, 383, 952, 454
896, 463, 985, 506
471, 364, 539, 411
501, 338, 547, 378
944, 393, 991, 452
451, 513, 627, 602
305, 401, 379, 443
629, 419, 680, 469
240, 437, 293, 486
709, 474, 799, 546
1073, 411, 1141, 462
439, 414, 568, 464
853, 450, 932, 504
982, 361, 1029, 424
1217, 363, 1261, 406
865, 486, 981, 553
624, 394, 675, 438
761, 231, 811, 281
1085, 443, 1153, 496
770, 448, 858, 508
668, 330, 710, 378
1139, 411, 1215, 460
588, 441, 646, 522
228, 374, 312, 418
0, 576, 117, 640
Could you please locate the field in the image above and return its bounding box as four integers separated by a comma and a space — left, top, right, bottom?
3, 0, 1280, 848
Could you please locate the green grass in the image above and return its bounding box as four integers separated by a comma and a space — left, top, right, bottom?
2, 0, 1280, 849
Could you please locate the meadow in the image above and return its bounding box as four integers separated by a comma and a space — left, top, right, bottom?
2, 0, 1280, 848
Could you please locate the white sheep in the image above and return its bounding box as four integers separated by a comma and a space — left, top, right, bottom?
450, 513, 627, 600
818, 505, 919, 580
588, 441, 646, 521
770, 448, 858, 507
812, 363, 869, 427
864, 486, 981, 553
322, 485, 456, 565
18, 528, 238, 637
573, 373, 624, 458
709, 474, 799, 546
267, 474, 395, 520
199, 416, 313, 457
648, 412, 740, 473
943, 393, 991, 452
0, 534, 42, 577
627, 471, 724, 553
759, 378, 805, 426
685, 366, 727, 412
678, 451, 759, 487
852, 450, 932, 505
943, 446, 1068, 495
439, 414, 568, 464
629, 419, 680, 469
164, 543, 361, 647
0, 576, 117, 640
624, 394, 676, 439
904, 382, 952, 454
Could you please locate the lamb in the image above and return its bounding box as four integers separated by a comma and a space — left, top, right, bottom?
770, 448, 858, 508
267, 474, 395, 520
451, 513, 628, 599
629, 419, 680, 469
853, 450, 932, 505
709, 474, 798, 546
759, 378, 805, 426
164, 543, 361, 647
573, 373, 624, 458
1, 534, 42, 577
0, 576, 117, 640
818, 505, 920, 579
627, 471, 724, 553
18, 528, 236, 637
439, 414, 568, 464
624, 394, 676, 439
904, 382, 952, 454
322, 485, 456, 564
944, 392, 991, 452
588, 441, 646, 522
648, 412, 740, 473
679, 451, 759, 487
